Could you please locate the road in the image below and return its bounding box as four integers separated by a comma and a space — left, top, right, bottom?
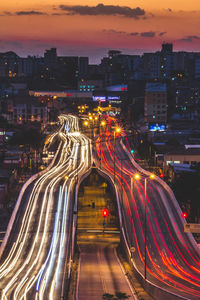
0, 115, 92, 299
94, 116, 200, 300
77, 245, 137, 300
76, 172, 137, 300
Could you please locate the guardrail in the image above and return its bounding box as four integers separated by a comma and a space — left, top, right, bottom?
92, 141, 191, 300
119, 139, 194, 300
120, 139, 198, 251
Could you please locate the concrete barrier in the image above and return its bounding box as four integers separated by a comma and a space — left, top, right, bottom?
93, 147, 191, 300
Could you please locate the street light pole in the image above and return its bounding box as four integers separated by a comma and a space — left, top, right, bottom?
120, 157, 126, 216
144, 178, 147, 281
134, 173, 155, 281
113, 127, 121, 184
114, 131, 116, 183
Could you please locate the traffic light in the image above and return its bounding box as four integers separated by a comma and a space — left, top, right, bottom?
182, 212, 188, 218
130, 149, 135, 154
160, 173, 164, 178
102, 209, 109, 217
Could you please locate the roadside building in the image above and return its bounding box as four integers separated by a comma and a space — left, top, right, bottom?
13, 96, 48, 124
0, 169, 16, 207
164, 148, 200, 166
144, 82, 167, 126
167, 163, 196, 182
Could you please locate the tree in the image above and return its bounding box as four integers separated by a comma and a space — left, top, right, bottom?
9, 127, 44, 151
102, 292, 130, 299
102, 294, 114, 299
115, 292, 130, 299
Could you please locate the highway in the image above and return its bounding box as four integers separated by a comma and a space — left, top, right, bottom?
76, 172, 137, 300
1, 113, 200, 300
94, 116, 200, 300
0, 115, 92, 300
77, 245, 136, 300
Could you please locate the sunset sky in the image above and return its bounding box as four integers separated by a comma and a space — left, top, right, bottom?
0, 1, 200, 62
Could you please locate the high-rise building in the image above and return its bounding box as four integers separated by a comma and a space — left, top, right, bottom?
44, 48, 57, 68
144, 82, 167, 124
161, 43, 173, 54
79, 57, 89, 77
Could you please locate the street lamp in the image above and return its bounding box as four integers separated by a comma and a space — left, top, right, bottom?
83, 120, 89, 127
134, 173, 155, 281
100, 121, 106, 126
114, 127, 121, 143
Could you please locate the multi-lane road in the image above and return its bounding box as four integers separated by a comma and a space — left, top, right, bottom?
94, 116, 200, 300
0, 113, 200, 300
0, 115, 91, 299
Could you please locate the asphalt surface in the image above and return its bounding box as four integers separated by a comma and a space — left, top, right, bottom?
77, 172, 137, 300
0, 115, 91, 299
94, 116, 200, 300
77, 245, 137, 300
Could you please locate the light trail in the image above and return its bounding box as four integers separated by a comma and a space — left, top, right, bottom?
0, 115, 92, 299
95, 116, 200, 299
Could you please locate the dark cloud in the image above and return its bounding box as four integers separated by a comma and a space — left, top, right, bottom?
129, 32, 139, 36
179, 38, 193, 43
16, 11, 46, 16
103, 29, 159, 38
159, 32, 167, 37
179, 35, 200, 43
140, 31, 155, 38
59, 3, 145, 19
187, 35, 200, 40
103, 29, 126, 35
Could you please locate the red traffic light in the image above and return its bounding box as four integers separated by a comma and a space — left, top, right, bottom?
102, 209, 109, 217
182, 212, 188, 218
160, 173, 164, 178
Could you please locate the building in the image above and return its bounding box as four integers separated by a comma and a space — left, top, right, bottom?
0, 168, 16, 208
144, 82, 167, 126
12, 96, 48, 124
44, 48, 57, 69
164, 148, 200, 166
78, 79, 104, 92
167, 163, 196, 182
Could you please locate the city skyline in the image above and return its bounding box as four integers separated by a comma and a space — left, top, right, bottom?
1, 1, 200, 63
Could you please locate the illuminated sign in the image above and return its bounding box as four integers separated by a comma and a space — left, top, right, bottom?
149, 123, 166, 131
107, 84, 127, 92
107, 96, 120, 100
93, 96, 106, 102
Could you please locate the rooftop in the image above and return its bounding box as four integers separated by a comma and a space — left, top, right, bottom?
165, 148, 200, 156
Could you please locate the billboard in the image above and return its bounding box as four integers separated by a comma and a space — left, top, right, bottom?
93, 96, 106, 102
106, 84, 127, 92
107, 96, 120, 101
149, 123, 166, 131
